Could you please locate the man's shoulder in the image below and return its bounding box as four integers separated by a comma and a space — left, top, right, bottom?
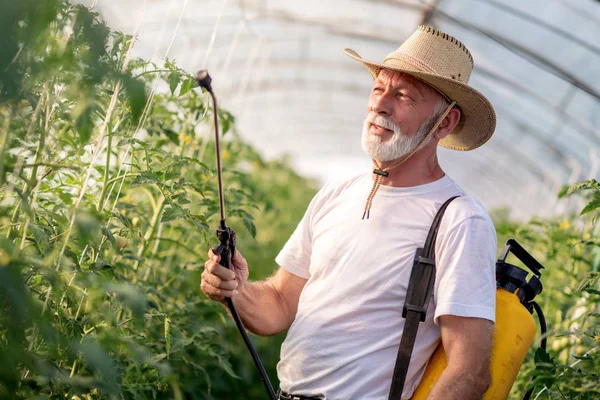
441, 187, 495, 232
449, 195, 491, 219
314, 172, 370, 202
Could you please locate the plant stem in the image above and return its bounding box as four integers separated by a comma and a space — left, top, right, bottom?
54, 77, 124, 273
555, 385, 568, 400
134, 69, 173, 79
8, 84, 48, 239
21, 162, 81, 170
97, 129, 113, 211
74, 289, 87, 319
133, 196, 165, 271
145, 235, 203, 258
104, 172, 135, 186
0, 106, 14, 186
69, 360, 77, 378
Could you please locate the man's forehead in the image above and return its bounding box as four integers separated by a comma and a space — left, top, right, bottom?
375, 69, 431, 92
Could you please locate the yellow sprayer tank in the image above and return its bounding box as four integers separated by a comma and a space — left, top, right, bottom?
412, 239, 544, 400
411, 289, 536, 399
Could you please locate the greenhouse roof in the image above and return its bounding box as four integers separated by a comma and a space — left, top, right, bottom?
88, 0, 600, 220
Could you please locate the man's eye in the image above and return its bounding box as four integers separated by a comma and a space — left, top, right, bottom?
373, 87, 383, 93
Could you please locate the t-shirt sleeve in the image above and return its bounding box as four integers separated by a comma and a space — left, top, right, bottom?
275, 214, 313, 279
432, 210, 497, 325
275, 189, 327, 280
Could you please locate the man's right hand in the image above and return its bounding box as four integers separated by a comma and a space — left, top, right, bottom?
201, 248, 249, 303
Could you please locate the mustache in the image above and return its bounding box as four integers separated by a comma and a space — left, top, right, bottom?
365, 112, 401, 134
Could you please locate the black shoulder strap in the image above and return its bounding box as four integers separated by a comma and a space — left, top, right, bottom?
387, 196, 460, 400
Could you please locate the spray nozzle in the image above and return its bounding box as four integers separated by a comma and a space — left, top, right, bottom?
195, 70, 213, 92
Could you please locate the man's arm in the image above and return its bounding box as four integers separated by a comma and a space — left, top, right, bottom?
426, 315, 494, 400
230, 267, 307, 336
201, 250, 307, 336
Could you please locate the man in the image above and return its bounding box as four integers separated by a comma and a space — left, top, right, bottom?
201, 25, 497, 400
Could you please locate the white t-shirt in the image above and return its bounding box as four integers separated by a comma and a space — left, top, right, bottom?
275, 173, 497, 400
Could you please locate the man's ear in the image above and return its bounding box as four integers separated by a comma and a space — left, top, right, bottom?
435, 107, 461, 140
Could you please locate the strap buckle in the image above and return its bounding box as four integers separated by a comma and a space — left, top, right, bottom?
402, 247, 437, 322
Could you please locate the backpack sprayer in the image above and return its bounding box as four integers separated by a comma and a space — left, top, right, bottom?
195, 71, 547, 400
411, 238, 547, 400
195, 70, 278, 400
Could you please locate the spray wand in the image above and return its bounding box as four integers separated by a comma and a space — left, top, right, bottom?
195, 70, 277, 400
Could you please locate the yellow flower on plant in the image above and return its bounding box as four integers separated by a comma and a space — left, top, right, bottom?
559, 220, 570, 230
183, 135, 192, 144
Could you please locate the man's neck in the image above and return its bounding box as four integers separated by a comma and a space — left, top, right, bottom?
374, 147, 445, 187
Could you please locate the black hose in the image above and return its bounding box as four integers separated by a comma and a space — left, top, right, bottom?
522, 301, 547, 400
532, 301, 547, 350
196, 71, 277, 400
226, 298, 278, 400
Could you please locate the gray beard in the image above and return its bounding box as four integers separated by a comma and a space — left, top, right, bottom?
361, 113, 434, 162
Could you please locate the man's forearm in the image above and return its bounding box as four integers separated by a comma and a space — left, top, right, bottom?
224, 279, 293, 336
426, 365, 490, 400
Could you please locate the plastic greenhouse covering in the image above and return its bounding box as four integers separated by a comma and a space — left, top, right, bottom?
86, 0, 600, 220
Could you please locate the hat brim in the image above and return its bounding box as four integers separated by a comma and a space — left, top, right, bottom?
344, 48, 496, 151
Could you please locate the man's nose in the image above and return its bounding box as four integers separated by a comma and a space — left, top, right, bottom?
371, 91, 392, 116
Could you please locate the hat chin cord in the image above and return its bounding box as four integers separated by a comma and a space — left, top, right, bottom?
362, 101, 456, 220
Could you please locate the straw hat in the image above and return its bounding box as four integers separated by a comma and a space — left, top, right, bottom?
344, 25, 496, 151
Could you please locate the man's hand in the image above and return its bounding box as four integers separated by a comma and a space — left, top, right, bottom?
427, 315, 494, 400
200, 251, 307, 336
201, 248, 249, 303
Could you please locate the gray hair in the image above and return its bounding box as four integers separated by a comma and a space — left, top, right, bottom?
416, 96, 452, 139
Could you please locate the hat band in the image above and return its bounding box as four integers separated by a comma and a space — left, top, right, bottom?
382, 52, 438, 75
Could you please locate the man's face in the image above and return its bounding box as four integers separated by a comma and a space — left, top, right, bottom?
362, 69, 445, 162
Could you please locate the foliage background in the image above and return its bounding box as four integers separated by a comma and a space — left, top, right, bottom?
0, 1, 315, 398
0, 1, 598, 399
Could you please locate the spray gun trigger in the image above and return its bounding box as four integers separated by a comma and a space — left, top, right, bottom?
212, 244, 227, 256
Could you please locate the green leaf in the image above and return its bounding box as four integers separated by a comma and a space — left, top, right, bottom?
577, 272, 600, 293
181, 156, 211, 173
105, 282, 147, 320
242, 217, 256, 238
219, 109, 235, 135
76, 339, 119, 394
91, 261, 113, 271
29, 223, 49, 249
117, 137, 149, 149
131, 172, 160, 186
163, 170, 180, 182
168, 72, 181, 95
580, 197, 600, 215
558, 179, 600, 198
190, 214, 209, 231
534, 347, 553, 365
572, 354, 593, 361
179, 78, 194, 97
101, 226, 120, 254
121, 74, 147, 122
172, 192, 190, 205
112, 210, 132, 229
162, 128, 179, 144
533, 347, 557, 389
75, 211, 102, 246
161, 207, 187, 222
74, 103, 95, 144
